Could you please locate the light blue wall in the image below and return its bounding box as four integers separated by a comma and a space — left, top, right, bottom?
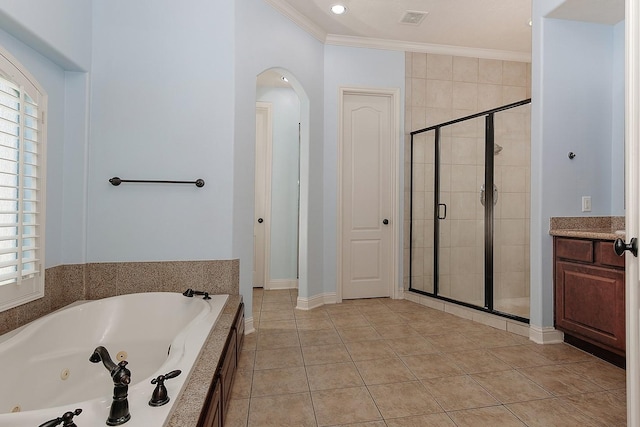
0, 0, 91, 70
87, 0, 235, 262
323, 45, 405, 295
234, 0, 325, 309
611, 21, 625, 214
541, 19, 615, 217
62, 71, 90, 264
11, 0, 628, 335
531, 0, 624, 329
0, 28, 81, 269
256, 87, 300, 282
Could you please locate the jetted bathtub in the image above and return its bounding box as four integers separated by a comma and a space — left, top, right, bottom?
0, 292, 228, 426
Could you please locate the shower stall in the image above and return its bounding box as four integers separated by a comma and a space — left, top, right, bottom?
409, 99, 531, 321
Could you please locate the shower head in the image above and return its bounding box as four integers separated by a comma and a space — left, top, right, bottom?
494, 143, 503, 155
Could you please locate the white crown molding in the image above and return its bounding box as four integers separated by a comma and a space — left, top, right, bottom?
263, 0, 327, 43
325, 34, 532, 63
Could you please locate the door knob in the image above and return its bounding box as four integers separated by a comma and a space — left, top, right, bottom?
383, 219, 389, 225
257, 218, 263, 223
614, 237, 637, 257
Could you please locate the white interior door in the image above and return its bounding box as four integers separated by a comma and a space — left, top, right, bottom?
254, 102, 272, 288
626, 0, 640, 423
340, 90, 396, 299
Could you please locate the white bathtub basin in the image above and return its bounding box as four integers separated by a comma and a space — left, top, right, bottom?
0, 292, 228, 426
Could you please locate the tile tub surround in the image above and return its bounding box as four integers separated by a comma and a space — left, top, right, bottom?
549, 216, 625, 241
0, 259, 239, 335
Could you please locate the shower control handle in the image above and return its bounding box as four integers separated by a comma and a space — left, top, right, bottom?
480, 184, 498, 207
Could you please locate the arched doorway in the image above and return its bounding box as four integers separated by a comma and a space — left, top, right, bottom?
254, 68, 310, 307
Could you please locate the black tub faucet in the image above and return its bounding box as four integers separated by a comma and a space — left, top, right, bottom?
182, 288, 211, 299
90, 346, 131, 426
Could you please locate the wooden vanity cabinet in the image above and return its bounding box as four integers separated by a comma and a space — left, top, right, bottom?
199, 378, 222, 427
197, 302, 245, 427
554, 237, 625, 360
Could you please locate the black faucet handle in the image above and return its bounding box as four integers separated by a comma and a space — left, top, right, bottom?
164, 369, 182, 380
182, 288, 211, 299
38, 409, 82, 427
149, 370, 182, 407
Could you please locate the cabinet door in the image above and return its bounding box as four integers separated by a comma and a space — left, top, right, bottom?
197, 378, 222, 427
234, 303, 245, 359
221, 328, 238, 420
555, 261, 625, 352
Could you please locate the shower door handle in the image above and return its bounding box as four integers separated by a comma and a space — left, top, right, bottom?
437, 203, 447, 220
480, 184, 498, 207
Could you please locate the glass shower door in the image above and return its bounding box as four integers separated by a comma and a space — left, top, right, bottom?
436, 117, 485, 307
492, 103, 531, 318
409, 99, 531, 322
410, 131, 435, 294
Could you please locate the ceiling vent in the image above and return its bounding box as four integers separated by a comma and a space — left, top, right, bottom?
400, 10, 428, 25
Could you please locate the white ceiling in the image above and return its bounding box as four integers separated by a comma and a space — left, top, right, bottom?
264, 0, 625, 62
258, 0, 625, 88
265, 0, 533, 60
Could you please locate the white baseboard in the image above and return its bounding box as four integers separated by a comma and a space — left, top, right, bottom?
395, 287, 404, 300
245, 317, 256, 335
267, 279, 298, 290
529, 325, 564, 344
296, 292, 337, 310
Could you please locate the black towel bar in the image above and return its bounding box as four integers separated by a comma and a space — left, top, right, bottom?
109, 177, 205, 188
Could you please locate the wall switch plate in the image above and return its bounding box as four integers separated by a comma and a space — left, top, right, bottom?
582, 196, 592, 212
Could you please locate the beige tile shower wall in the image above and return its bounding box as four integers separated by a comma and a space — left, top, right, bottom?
404, 52, 531, 303
494, 106, 531, 300
0, 260, 239, 336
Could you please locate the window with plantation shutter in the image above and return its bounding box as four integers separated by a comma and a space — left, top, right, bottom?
0, 47, 46, 312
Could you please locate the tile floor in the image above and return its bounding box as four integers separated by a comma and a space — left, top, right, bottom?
225, 288, 627, 426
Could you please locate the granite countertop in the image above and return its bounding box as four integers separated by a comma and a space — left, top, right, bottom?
549, 216, 625, 241
165, 294, 242, 427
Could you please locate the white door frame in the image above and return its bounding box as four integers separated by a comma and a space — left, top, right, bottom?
626, 0, 640, 423
255, 102, 273, 289
336, 87, 401, 302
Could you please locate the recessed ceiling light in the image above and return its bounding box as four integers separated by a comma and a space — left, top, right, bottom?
331, 4, 347, 15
